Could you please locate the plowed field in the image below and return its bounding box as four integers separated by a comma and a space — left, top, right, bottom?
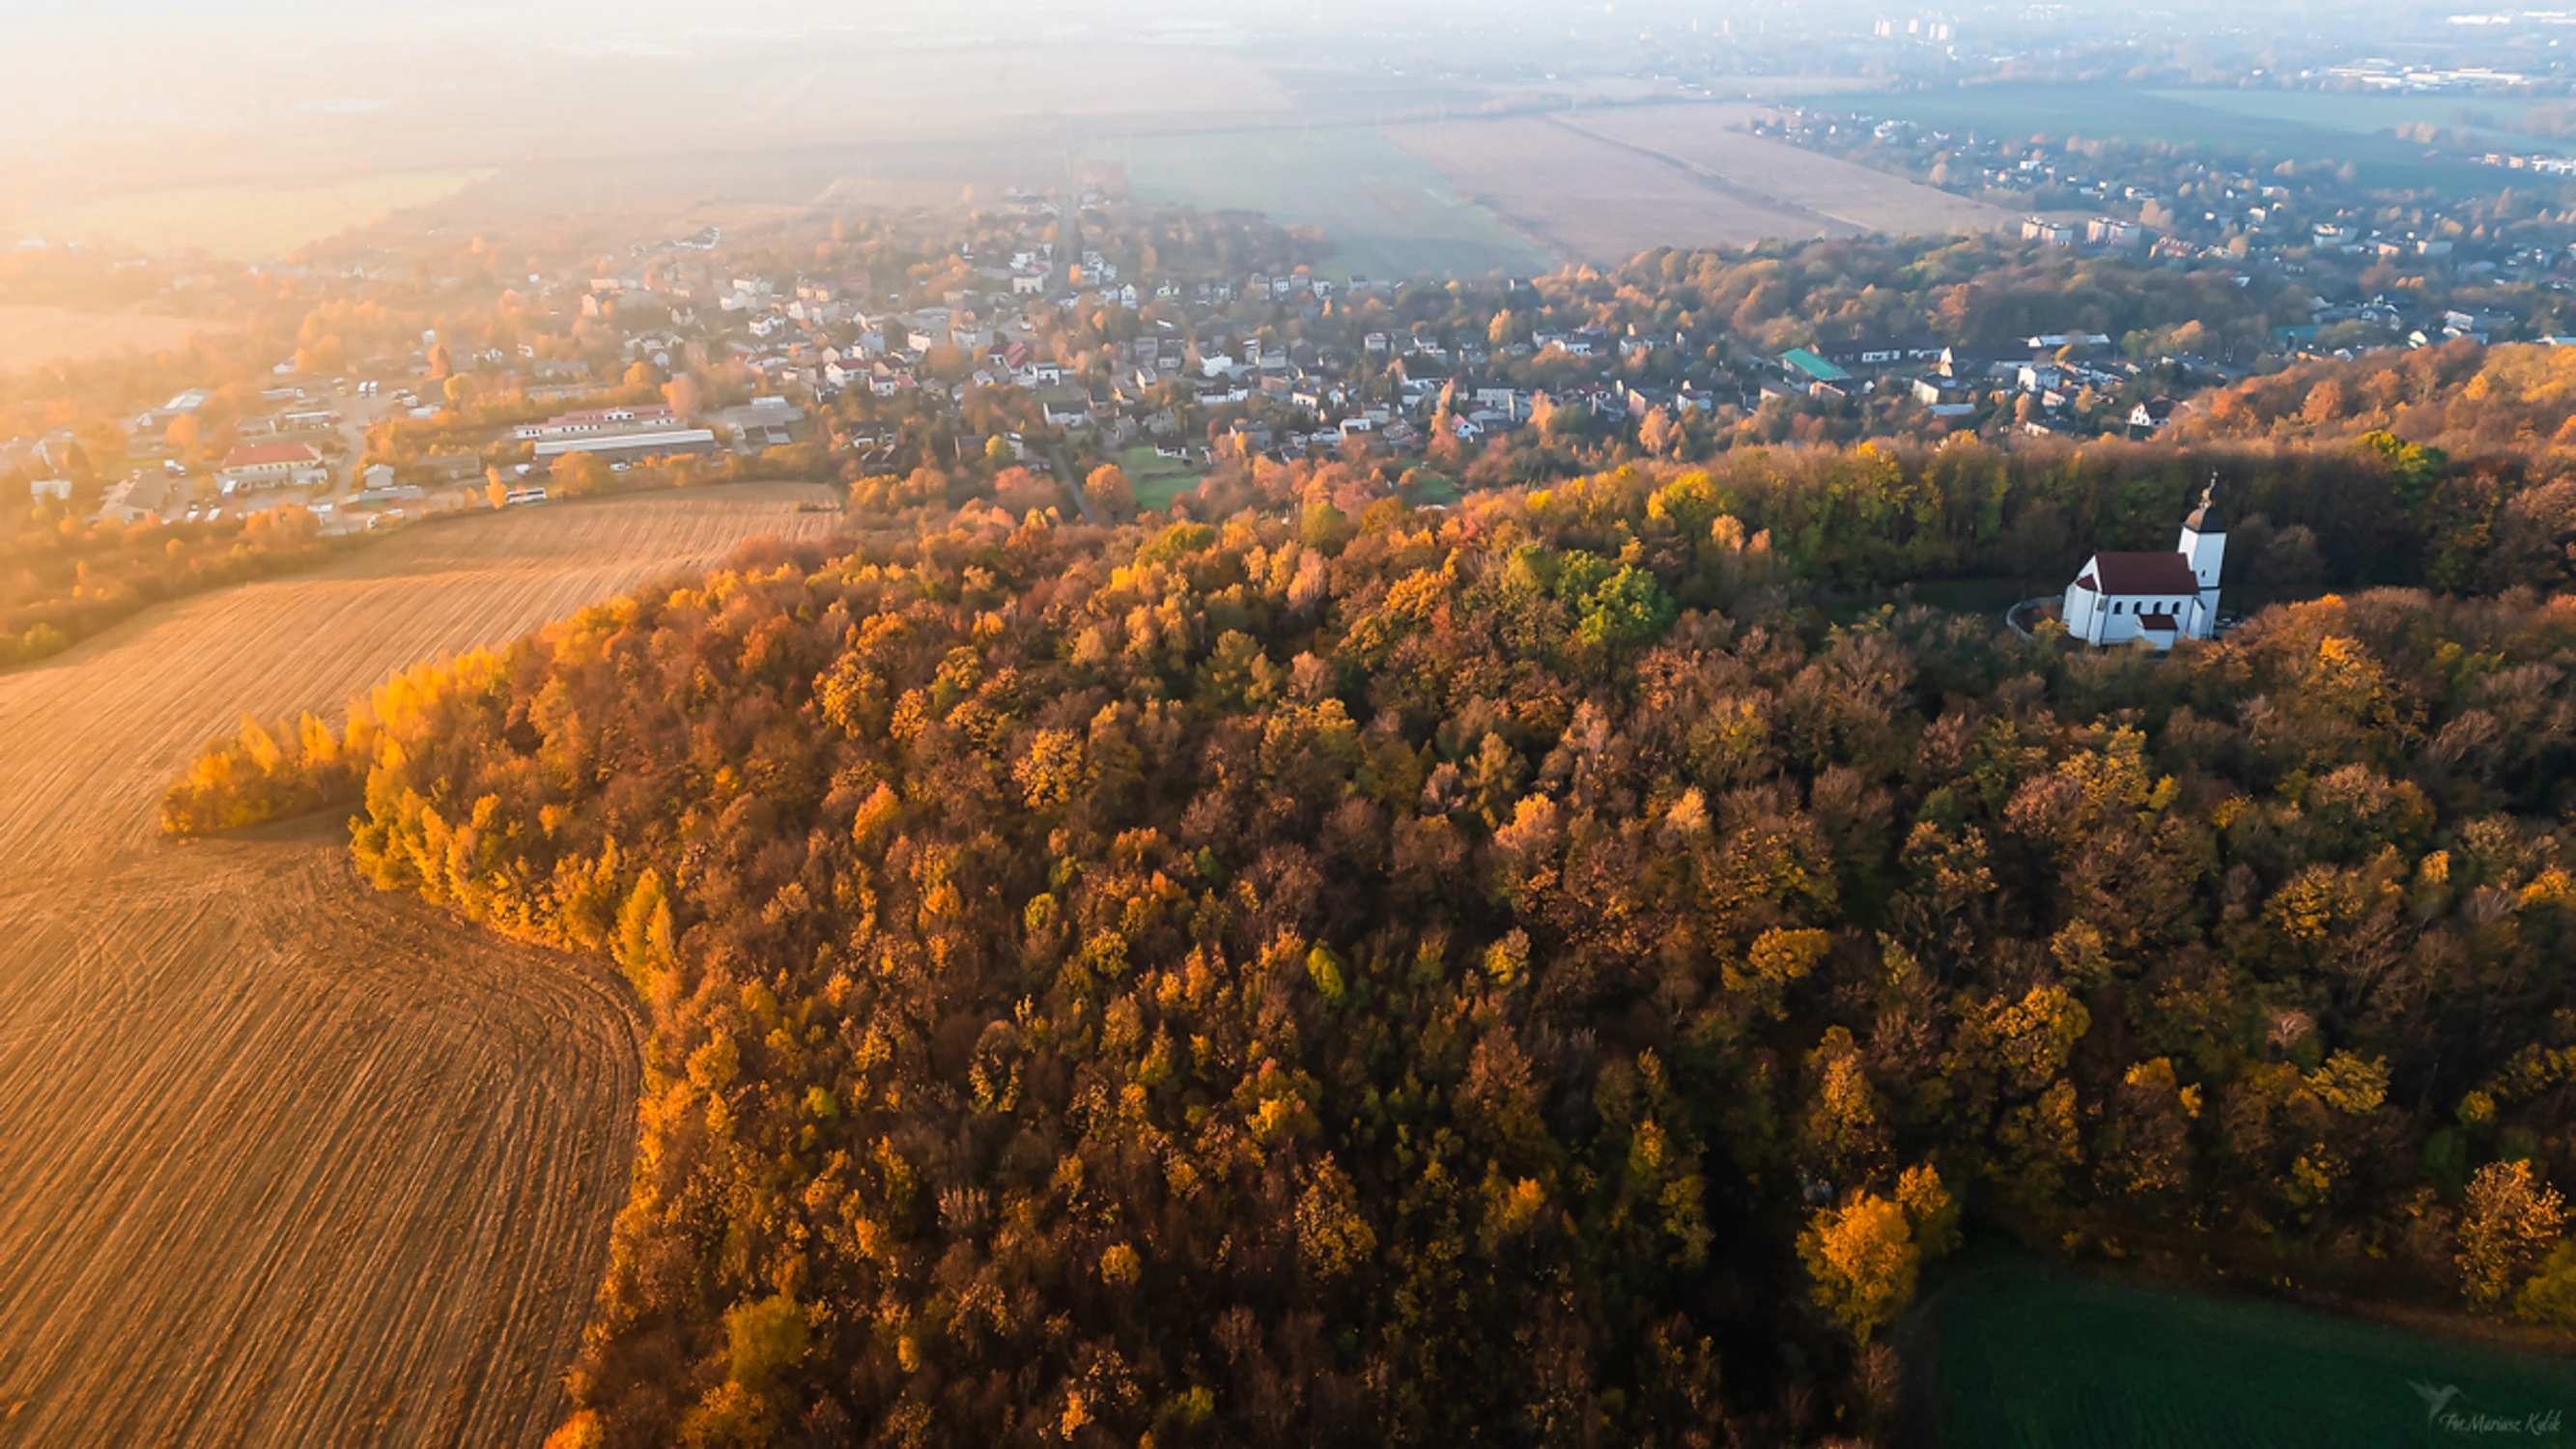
0, 483, 842, 1446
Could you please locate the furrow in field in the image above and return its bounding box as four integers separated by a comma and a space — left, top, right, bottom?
0, 483, 839, 1447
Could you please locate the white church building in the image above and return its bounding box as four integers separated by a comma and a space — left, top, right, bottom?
2061, 488, 2224, 647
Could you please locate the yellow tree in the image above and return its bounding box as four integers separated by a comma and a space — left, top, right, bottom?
1639, 404, 1678, 457
2460, 1160, 2567, 1310
663, 373, 704, 417
1798, 1194, 1917, 1345
1798, 1165, 1958, 1344
1084, 464, 1134, 520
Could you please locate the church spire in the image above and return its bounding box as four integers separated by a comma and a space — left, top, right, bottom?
2183, 471, 2223, 534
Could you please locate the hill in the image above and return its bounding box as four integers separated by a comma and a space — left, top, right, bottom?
175, 452, 2576, 1445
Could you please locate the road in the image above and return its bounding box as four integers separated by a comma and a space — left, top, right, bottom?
1046, 444, 1102, 525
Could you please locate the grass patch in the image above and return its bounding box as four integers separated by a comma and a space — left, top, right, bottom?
1402, 470, 1462, 506
1085, 126, 1556, 280
1117, 444, 1210, 513
1916, 1258, 2576, 1447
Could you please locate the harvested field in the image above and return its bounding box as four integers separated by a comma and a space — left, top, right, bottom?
26, 170, 495, 262
0, 482, 842, 1447
1560, 104, 2020, 239
0, 305, 231, 375
1089, 126, 1555, 280
1383, 115, 1846, 263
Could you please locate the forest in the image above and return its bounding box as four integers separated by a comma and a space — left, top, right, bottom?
168, 409, 2576, 1445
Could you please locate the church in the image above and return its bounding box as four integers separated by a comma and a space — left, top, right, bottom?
2060, 487, 2225, 647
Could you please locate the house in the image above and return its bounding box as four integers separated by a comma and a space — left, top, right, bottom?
2130, 397, 2178, 431
1779, 349, 1853, 385
1038, 388, 1092, 427
418, 451, 487, 484
1820, 336, 1942, 370
513, 405, 682, 441
129, 388, 213, 436
2061, 489, 2225, 648
216, 441, 326, 493
28, 476, 71, 503
99, 472, 186, 525
718, 397, 805, 448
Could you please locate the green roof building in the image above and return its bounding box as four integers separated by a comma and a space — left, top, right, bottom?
1780, 349, 1852, 384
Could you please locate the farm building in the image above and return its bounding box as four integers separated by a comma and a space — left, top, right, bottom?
533, 428, 719, 466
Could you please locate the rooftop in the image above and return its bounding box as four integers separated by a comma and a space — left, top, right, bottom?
2079, 551, 2201, 597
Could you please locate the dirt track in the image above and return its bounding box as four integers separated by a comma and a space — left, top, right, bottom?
0, 484, 843, 1446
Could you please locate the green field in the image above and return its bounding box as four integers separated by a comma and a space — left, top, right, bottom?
1821, 86, 2509, 195
1085, 126, 1558, 280
1115, 444, 1210, 512
2148, 89, 2549, 153
1918, 1260, 2576, 1447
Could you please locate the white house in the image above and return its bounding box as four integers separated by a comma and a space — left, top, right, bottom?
2062, 489, 2225, 647
513, 405, 681, 441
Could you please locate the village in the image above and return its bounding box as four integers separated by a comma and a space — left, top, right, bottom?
0, 196, 2452, 535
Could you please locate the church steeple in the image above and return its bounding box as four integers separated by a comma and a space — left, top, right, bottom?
2182, 476, 2224, 536
2177, 473, 2225, 631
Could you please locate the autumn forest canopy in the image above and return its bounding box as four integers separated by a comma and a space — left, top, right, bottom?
161, 350, 2576, 1447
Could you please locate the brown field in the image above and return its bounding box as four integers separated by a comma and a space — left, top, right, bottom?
0, 304, 232, 375
0, 483, 843, 1446
1384, 114, 1853, 263
1559, 104, 2020, 238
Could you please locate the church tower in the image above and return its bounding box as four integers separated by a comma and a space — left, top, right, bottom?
2176, 479, 2224, 639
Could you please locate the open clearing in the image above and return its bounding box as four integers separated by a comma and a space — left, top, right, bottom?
1114, 443, 1211, 513
1089, 126, 1558, 279
0, 483, 842, 1447
25, 169, 496, 261
1384, 114, 1851, 263
1559, 104, 2020, 239
1916, 1259, 2576, 1447
0, 304, 231, 374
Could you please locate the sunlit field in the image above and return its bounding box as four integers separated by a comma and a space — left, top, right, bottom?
27, 169, 496, 260
1089, 126, 1558, 280
0, 305, 228, 373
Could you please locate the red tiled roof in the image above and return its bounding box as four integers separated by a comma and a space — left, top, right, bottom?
220, 442, 320, 469
2087, 551, 2200, 596
2138, 612, 2181, 631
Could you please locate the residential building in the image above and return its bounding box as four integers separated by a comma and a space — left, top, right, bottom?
513, 405, 683, 441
